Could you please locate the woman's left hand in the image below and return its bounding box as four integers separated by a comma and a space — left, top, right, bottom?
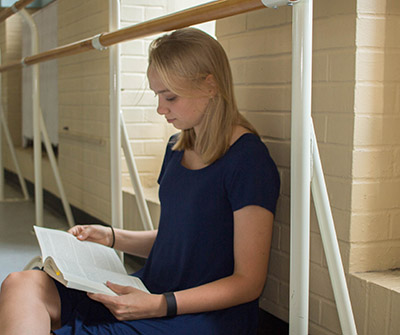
87, 282, 166, 321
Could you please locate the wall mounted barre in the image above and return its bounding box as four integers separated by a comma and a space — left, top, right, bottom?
0, 0, 273, 72
0, 0, 36, 22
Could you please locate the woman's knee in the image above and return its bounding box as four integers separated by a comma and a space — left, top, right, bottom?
1, 270, 51, 293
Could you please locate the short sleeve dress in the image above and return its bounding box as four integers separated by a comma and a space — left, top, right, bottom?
53, 133, 280, 335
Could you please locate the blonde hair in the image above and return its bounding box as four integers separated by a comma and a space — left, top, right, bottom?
148, 28, 258, 164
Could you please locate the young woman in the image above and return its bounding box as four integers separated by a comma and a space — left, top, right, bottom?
0, 28, 280, 334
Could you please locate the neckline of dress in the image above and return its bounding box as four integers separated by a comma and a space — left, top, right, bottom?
177, 133, 255, 172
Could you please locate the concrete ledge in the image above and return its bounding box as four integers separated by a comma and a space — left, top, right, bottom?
349, 271, 400, 335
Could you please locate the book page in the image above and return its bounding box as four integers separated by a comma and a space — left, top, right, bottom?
34, 226, 148, 294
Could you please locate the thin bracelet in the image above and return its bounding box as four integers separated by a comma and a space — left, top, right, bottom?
109, 225, 115, 248
163, 292, 177, 317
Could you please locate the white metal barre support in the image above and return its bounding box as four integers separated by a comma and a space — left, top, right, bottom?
19, 8, 74, 227
310, 122, 357, 334
19, 9, 43, 225
39, 112, 74, 227
110, 0, 123, 260
289, 0, 313, 334
120, 112, 154, 231
0, 106, 29, 201
0, 49, 29, 201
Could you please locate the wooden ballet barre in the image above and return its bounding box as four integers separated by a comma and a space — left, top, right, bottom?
0, 0, 36, 22
0, 0, 266, 73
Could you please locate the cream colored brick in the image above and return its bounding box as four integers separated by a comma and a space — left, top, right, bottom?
309, 263, 335, 301
262, 276, 279, 304
270, 225, 280, 250
240, 56, 292, 85
235, 85, 291, 111
312, 83, 354, 113
352, 180, 400, 212
349, 241, 400, 272
120, 6, 144, 22
246, 7, 290, 30
314, 0, 355, 18
241, 111, 289, 139
313, 52, 329, 82
390, 211, 400, 239
264, 140, 290, 168
355, 83, 397, 115
356, 50, 384, 82
352, 149, 394, 179
367, 282, 390, 335
279, 224, 290, 254
216, 13, 247, 37
328, 51, 355, 82
310, 232, 324, 265
324, 176, 352, 211
125, 123, 165, 140
279, 168, 290, 197
321, 301, 341, 335
318, 144, 352, 177
354, 115, 400, 146
268, 250, 290, 283
274, 195, 290, 225
309, 294, 321, 324
278, 281, 289, 310
121, 73, 147, 89
350, 212, 390, 242
313, 15, 356, 50
348, 274, 368, 335
228, 27, 291, 59
356, 17, 386, 48
389, 290, 400, 335
309, 322, 337, 335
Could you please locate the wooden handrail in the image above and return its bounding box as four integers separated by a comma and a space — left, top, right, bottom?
0, 0, 36, 22
0, 0, 266, 72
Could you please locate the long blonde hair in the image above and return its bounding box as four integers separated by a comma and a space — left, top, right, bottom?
148, 28, 257, 164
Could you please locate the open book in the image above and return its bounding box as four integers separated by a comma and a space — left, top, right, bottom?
32, 225, 148, 296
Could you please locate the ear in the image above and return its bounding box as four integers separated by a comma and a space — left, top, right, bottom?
205, 74, 218, 97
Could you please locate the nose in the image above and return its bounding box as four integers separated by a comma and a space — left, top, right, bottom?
156, 97, 168, 115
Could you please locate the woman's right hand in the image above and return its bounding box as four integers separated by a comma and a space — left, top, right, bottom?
68, 224, 113, 248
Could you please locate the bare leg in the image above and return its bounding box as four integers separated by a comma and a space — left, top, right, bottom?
0, 270, 61, 335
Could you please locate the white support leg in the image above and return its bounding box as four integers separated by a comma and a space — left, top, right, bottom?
310, 122, 357, 335
39, 112, 75, 227
0, 100, 3, 201
20, 8, 74, 226
120, 111, 154, 231
289, 0, 313, 334
0, 107, 29, 201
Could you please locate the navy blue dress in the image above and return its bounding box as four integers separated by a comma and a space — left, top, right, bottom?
53, 133, 280, 335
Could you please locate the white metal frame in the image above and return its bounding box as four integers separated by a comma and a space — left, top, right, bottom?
18, 8, 75, 227
0, 49, 29, 202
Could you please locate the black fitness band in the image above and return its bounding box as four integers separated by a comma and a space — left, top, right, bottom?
163, 292, 177, 317
109, 225, 115, 248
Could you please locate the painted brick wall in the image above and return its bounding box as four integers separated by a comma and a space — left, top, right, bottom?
0, 14, 24, 146
216, 1, 356, 334
120, 0, 175, 190
350, 0, 400, 273
57, 0, 112, 223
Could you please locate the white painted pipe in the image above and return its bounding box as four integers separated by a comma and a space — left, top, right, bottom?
39, 112, 74, 227
0, 50, 29, 201
0, 109, 29, 200
0, 99, 3, 201
310, 122, 357, 335
120, 111, 154, 231
20, 9, 74, 226
19, 9, 43, 226
109, 0, 123, 235
289, 0, 313, 334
